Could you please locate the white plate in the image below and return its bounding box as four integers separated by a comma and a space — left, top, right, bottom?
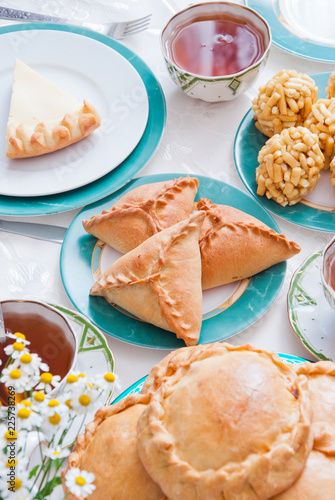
287, 250, 335, 362
0, 29, 149, 197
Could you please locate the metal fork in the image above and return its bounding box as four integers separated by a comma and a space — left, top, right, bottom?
0, 6, 152, 39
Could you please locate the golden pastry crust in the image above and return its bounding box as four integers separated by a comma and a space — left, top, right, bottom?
82, 176, 199, 253
6, 100, 101, 159
90, 211, 205, 346
197, 198, 301, 289
295, 361, 335, 454
271, 450, 335, 500
62, 393, 166, 500
137, 342, 312, 500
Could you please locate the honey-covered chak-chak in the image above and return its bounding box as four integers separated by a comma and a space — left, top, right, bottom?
252, 70, 318, 137
256, 126, 324, 206
304, 97, 335, 168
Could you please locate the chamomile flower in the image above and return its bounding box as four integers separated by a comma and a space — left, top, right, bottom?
70, 385, 99, 415
5, 332, 30, 346
31, 391, 48, 411
0, 467, 33, 499
0, 425, 28, 453
64, 468, 96, 498
44, 398, 68, 418
16, 405, 42, 431
0, 367, 30, 393
43, 445, 70, 460
4, 340, 30, 360
94, 371, 115, 392
12, 352, 49, 377
34, 372, 61, 394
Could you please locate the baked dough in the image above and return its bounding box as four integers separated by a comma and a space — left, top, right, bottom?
62, 394, 166, 500
6, 59, 101, 159
295, 361, 335, 454
82, 176, 199, 253
272, 361, 335, 499
90, 211, 205, 346
271, 450, 335, 500
137, 342, 312, 500
197, 198, 301, 289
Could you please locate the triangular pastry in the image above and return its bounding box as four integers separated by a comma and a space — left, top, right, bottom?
6, 59, 101, 159
90, 211, 205, 346
82, 175, 199, 254
197, 198, 301, 290
62, 394, 166, 500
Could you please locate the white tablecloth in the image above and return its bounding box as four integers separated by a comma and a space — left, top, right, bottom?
0, 0, 334, 402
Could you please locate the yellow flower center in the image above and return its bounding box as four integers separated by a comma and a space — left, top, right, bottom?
66, 374, 78, 384
48, 413, 61, 425
20, 354, 32, 364
13, 478, 22, 491
79, 395, 91, 407
34, 392, 45, 402
104, 372, 115, 383
75, 476, 86, 487
48, 399, 59, 408
40, 373, 53, 384
53, 451, 60, 456
65, 399, 72, 409
6, 459, 18, 467
13, 342, 25, 352
14, 332, 25, 340
5, 430, 17, 441
9, 369, 21, 380
78, 373, 85, 378
20, 399, 32, 407
17, 408, 31, 419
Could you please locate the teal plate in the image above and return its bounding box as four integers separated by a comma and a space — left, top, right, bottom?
245, 0, 335, 63
60, 173, 287, 349
234, 72, 335, 232
112, 352, 308, 403
0, 23, 165, 216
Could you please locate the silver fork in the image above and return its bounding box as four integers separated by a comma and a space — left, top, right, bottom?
0, 6, 152, 39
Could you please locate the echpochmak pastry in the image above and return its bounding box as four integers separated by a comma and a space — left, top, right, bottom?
62, 394, 166, 500
6, 59, 101, 159
137, 342, 312, 500
90, 211, 205, 346
197, 198, 301, 290
82, 175, 199, 253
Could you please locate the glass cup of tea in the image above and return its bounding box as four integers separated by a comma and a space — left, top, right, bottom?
321, 236, 335, 311
0, 299, 78, 405
160, 1, 271, 102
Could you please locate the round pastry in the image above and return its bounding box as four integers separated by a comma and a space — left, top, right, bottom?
62, 394, 166, 500
252, 70, 318, 137
296, 361, 335, 454
256, 126, 324, 206
304, 98, 335, 168
271, 450, 335, 500
272, 361, 335, 499
137, 343, 313, 500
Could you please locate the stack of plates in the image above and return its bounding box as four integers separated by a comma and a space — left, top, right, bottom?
0, 23, 166, 216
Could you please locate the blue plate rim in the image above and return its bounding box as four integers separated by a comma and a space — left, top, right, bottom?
0, 23, 166, 216
60, 173, 287, 350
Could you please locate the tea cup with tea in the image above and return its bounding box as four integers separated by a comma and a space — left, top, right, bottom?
161, 1, 272, 102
